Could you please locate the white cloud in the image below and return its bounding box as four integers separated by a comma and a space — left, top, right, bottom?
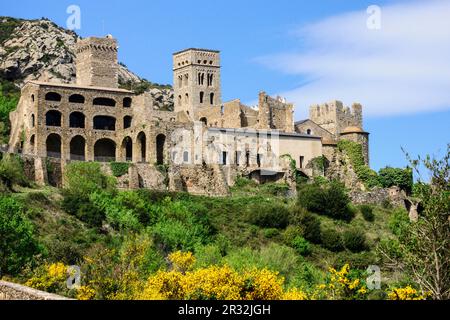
256, 0, 450, 119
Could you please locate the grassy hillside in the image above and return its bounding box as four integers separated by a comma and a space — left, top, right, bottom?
0, 159, 419, 300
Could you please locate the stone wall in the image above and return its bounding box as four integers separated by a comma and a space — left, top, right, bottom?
350, 186, 407, 208
0, 280, 71, 300
257, 92, 294, 132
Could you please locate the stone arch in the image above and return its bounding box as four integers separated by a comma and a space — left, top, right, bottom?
156, 134, 166, 165
70, 135, 86, 161
93, 115, 116, 131
29, 134, 35, 154
31, 114, 35, 127
200, 117, 207, 126
184, 93, 189, 105
123, 97, 132, 108
70, 112, 85, 128
123, 116, 132, 129
45, 92, 61, 102
69, 94, 85, 104
306, 129, 312, 135
137, 131, 147, 163
46, 110, 62, 127
93, 97, 116, 107
94, 138, 116, 162
46, 133, 61, 158
121, 136, 132, 161
178, 95, 182, 106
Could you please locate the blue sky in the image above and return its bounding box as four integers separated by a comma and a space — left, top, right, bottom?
1, 0, 449, 171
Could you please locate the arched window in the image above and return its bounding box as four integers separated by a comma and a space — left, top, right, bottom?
198, 73, 204, 85
199, 91, 204, 104
93, 115, 116, 131
45, 110, 62, 127
31, 94, 35, 102
46, 133, 61, 158
137, 132, 146, 162
122, 137, 132, 161
184, 93, 189, 105
183, 151, 189, 163
210, 93, 215, 105
178, 75, 183, 88
30, 135, 35, 153
70, 135, 86, 161
156, 134, 166, 165
69, 94, 85, 104
45, 92, 61, 102
123, 97, 132, 108
200, 117, 207, 126
183, 74, 189, 86
31, 114, 35, 127
207, 74, 213, 86
178, 95, 182, 106
306, 129, 312, 135
123, 116, 132, 129
93, 97, 116, 107
69, 112, 85, 128
94, 138, 116, 162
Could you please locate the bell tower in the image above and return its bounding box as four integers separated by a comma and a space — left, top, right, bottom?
173, 48, 222, 117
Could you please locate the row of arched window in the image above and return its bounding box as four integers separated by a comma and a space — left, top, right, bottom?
42, 110, 132, 131
43, 92, 132, 108
40, 132, 166, 164
198, 73, 214, 86
199, 92, 215, 105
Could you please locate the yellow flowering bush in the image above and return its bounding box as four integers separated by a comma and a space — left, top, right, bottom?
169, 251, 196, 273
138, 270, 184, 300
76, 285, 96, 300
313, 264, 368, 300
25, 262, 68, 292
282, 288, 308, 300
388, 286, 430, 300
242, 268, 284, 300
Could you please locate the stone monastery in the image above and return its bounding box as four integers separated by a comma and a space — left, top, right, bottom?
8, 35, 369, 195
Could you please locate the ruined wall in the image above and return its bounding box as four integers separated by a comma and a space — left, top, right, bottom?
0, 281, 71, 300
257, 92, 294, 132
309, 101, 363, 137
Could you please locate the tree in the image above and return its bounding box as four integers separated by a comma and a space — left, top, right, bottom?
0, 196, 42, 275
379, 144, 450, 299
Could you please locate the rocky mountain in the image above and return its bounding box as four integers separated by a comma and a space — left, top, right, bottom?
0, 17, 173, 110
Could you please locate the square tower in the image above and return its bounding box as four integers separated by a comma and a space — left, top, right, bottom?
173, 48, 222, 117
75, 35, 119, 88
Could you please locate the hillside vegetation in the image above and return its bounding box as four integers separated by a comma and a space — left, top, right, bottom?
1, 145, 448, 300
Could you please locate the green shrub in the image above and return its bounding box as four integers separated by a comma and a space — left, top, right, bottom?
193, 244, 223, 268
297, 181, 354, 222
245, 202, 290, 229
90, 192, 141, 231
359, 205, 375, 222
260, 182, 290, 196
0, 154, 29, 190
110, 162, 131, 177
263, 228, 279, 238
343, 229, 367, 252
64, 162, 116, 199
0, 196, 42, 275
378, 166, 413, 193
283, 225, 303, 245
233, 176, 256, 188
292, 236, 312, 256
224, 243, 299, 281
388, 207, 410, 237
289, 206, 322, 243
321, 228, 344, 252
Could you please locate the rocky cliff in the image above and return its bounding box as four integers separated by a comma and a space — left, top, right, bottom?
0, 17, 173, 110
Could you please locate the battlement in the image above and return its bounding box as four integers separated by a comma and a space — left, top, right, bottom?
257, 92, 294, 132
75, 35, 119, 88
309, 100, 363, 136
